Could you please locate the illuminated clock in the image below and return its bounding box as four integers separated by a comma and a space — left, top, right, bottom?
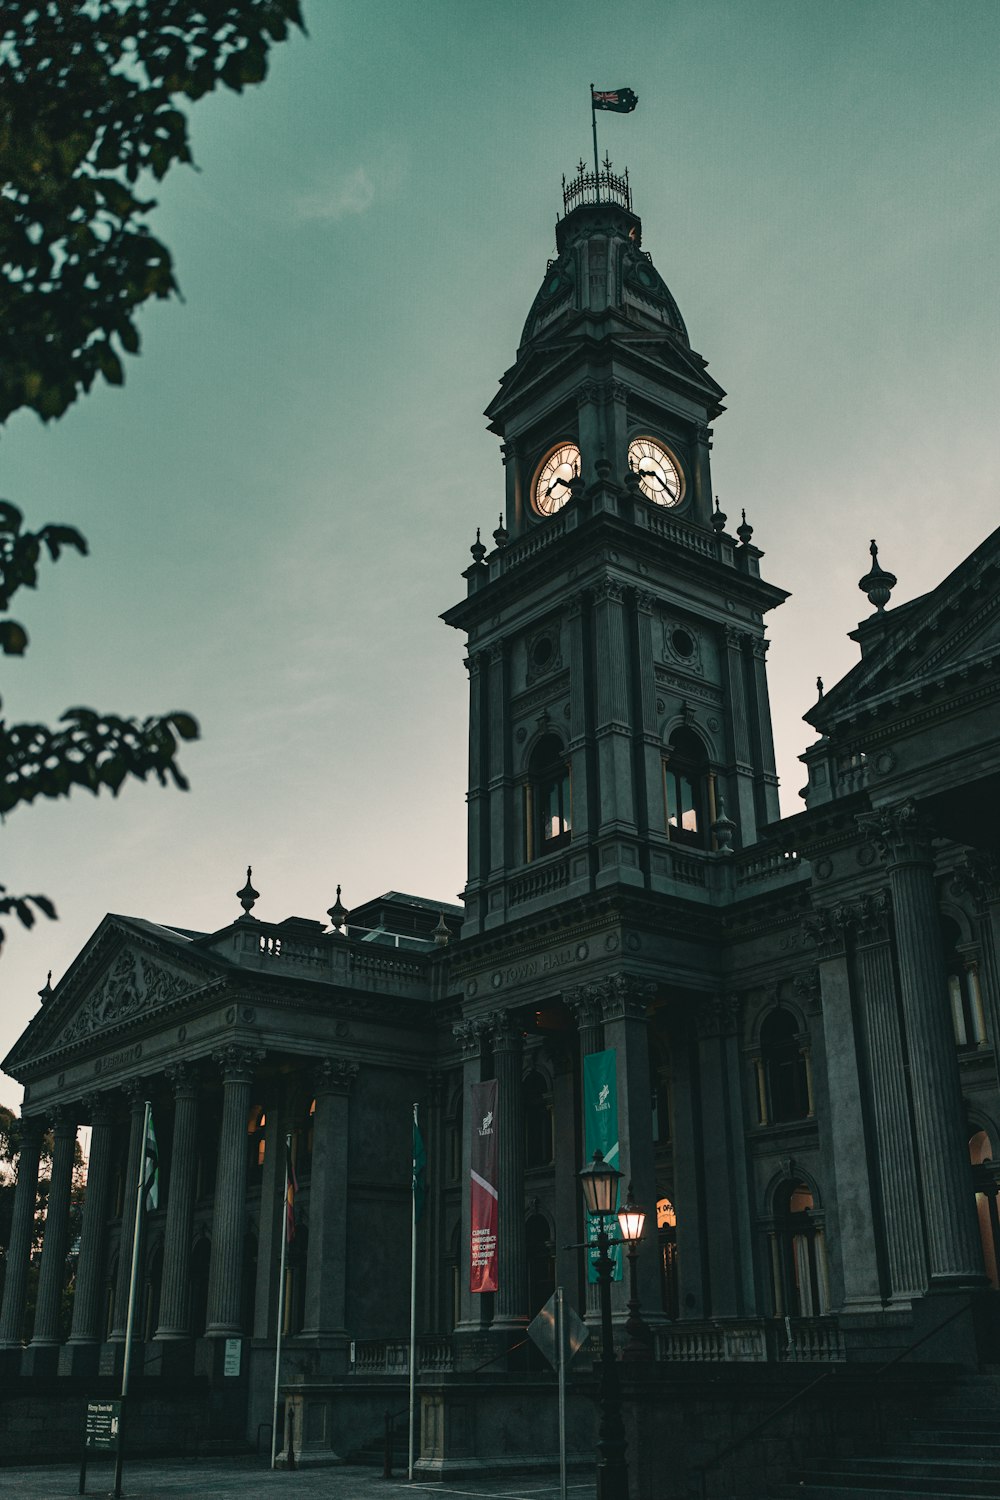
627, 437, 684, 507
533, 443, 581, 517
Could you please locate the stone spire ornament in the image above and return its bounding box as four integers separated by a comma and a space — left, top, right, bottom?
237, 866, 259, 919
859, 539, 897, 613
736, 509, 754, 547
470, 528, 487, 565
711, 793, 736, 855
327, 884, 348, 933
816, 677, 824, 699
433, 911, 450, 947
711, 494, 727, 534
492, 514, 509, 548
38, 971, 53, 1005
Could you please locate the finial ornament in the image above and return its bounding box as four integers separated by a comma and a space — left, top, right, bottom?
432, 911, 450, 947
711, 494, 727, 534
327, 884, 348, 932
736, 509, 754, 546
492, 514, 509, 548
38, 970, 54, 1004
816, 676, 824, 699
237, 866, 259, 918
710, 793, 736, 855
470, 528, 487, 565
858, 539, 897, 613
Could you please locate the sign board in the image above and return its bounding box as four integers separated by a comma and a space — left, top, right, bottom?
84, 1399, 121, 1452
527, 1292, 589, 1371
223, 1338, 242, 1377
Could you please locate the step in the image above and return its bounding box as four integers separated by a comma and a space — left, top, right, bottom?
782, 1474, 1000, 1498
772, 1488, 997, 1500
907, 1440, 1000, 1461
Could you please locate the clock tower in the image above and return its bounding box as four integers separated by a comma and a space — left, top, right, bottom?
444, 164, 788, 938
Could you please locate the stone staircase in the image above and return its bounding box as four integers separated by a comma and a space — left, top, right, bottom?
771, 1374, 1000, 1499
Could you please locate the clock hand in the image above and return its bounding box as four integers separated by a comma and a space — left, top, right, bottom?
638, 465, 666, 488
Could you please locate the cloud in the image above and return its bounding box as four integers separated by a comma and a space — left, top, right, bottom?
295, 167, 375, 223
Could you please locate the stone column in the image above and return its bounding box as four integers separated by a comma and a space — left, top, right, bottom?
721, 626, 756, 846
453, 1018, 486, 1333
465, 652, 488, 915
110, 1085, 147, 1340
302, 1057, 358, 1349
0, 1117, 43, 1348
635, 591, 666, 846
205, 1046, 261, 1337
747, 636, 781, 826
860, 802, 983, 1283
491, 1012, 527, 1328
486, 641, 509, 891
854, 892, 927, 1301
30, 1110, 78, 1346
806, 906, 882, 1309
566, 591, 592, 848
600, 976, 661, 1319
67, 1095, 115, 1346
566, 985, 605, 1317
591, 577, 639, 862
253, 1078, 285, 1341
155, 1064, 200, 1339
695, 994, 752, 1317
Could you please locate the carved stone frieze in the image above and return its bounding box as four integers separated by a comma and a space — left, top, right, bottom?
453, 1018, 488, 1058
61, 950, 195, 1045
314, 1056, 359, 1094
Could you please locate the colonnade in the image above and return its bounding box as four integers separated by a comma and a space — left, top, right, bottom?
0, 1047, 358, 1374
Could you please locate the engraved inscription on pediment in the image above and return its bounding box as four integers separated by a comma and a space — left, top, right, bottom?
62, 952, 194, 1044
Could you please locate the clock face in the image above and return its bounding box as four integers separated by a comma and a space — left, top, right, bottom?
533, 443, 581, 516
627, 437, 684, 507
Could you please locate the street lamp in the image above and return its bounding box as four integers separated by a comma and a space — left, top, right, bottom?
578, 1149, 629, 1500
617, 1185, 652, 1362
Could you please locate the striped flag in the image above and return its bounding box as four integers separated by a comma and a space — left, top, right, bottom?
143, 1108, 159, 1212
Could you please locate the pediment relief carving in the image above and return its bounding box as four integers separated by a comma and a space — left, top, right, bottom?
61, 950, 195, 1045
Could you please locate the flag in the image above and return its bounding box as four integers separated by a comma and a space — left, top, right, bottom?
592, 87, 638, 114
143, 1107, 159, 1212
583, 1050, 623, 1283
470, 1080, 499, 1293
412, 1113, 427, 1225
285, 1138, 298, 1243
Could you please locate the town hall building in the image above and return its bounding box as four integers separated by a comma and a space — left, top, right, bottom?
2, 163, 999, 1493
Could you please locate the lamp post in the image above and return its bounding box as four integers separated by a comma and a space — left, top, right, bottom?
578, 1150, 629, 1500
617, 1185, 652, 1362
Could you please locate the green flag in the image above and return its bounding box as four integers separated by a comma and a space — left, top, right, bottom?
583, 1050, 622, 1283
412, 1115, 427, 1224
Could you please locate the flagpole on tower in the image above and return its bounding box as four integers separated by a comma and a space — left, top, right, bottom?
407, 1101, 421, 1482
590, 83, 601, 200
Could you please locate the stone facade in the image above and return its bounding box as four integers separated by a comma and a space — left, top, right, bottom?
3, 168, 1000, 1481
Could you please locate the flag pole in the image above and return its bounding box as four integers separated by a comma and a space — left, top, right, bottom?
407, 1102, 419, 1482
270, 1133, 291, 1470
590, 83, 600, 201
114, 1098, 150, 1499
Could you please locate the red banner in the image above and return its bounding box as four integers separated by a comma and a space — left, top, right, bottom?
469, 1079, 498, 1293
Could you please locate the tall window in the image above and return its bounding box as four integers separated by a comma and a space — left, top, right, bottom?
247, 1104, 266, 1180
769, 1180, 829, 1317
663, 728, 707, 847
971, 1129, 1000, 1289
943, 918, 987, 1048
526, 734, 571, 859
756, 1008, 812, 1124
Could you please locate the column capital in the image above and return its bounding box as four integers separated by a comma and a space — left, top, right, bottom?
165, 1060, 199, 1098
565, 984, 604, 1033
486, 1010, 523, 1054
48, 1105, 79, 1137
591, 575, 624, 606
313, 1056, 359, 1095
792, 967, 822, 1014
855, 889, 892, 943
19, 1114, 46, 1148
723, 624, 746, 651
79, 1092, 115, 1126
212, 1044, 264, 1083
805, 903, 852, 959
951, 851, 1000, 912
596, 973, 654, 1024
453, 1017, 488, 1058
857, 799, 935, 866
122, 1078, 146, 1109
696, 992, 741, 1039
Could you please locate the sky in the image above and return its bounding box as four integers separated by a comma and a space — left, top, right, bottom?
2, 0, 999, 1104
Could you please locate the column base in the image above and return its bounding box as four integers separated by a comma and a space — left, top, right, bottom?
145, 1338, 195, 1378
21, 1344, 59, 1377
59, 1342, 101, 1377
0, 1346, 24, 1378
912, 1284, 997, 1366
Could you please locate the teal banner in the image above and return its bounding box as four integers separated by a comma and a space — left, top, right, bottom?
582, 1049, 623, 1283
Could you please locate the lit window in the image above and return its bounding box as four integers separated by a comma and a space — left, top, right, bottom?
663, 728, 707, 847
526, 734, 571, 859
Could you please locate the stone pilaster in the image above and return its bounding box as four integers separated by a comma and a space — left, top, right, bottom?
721, 626, 756, 846
695, 993, 752, 1316
302, 1056, 358, 1351
110, 1084, 147, 1340
465, 652, 487, 905
747, 636, 781, 826
0, 1117, 43, 1348
600, 975, 661, 1319
566, 592, 592, 846
155, 1064, 200, 1339
205, 1046, 262, 1337
486, 641, 510, 888
453, 1018, 486, 1333
859, 802, 983, 1283
805, 905, 882, 1309
67, 1095, 115, 1346
30, 1110, 78, 1346
566, 984, 605, 1315
591, 577, 638, 851
635, 592, 665, 845
490, 1011, 526, 1328
854, 892, 927, 1301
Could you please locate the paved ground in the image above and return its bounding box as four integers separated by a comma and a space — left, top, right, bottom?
0, 1457, 597, 1500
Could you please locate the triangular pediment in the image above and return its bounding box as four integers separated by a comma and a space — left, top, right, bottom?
3, 915, 224, 1077
807, 526, 1000, 732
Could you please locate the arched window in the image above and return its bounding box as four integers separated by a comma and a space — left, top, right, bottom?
526, 734, 571, 859
943, 918, 987, 1048
757, 1009, 812, 1124
662, 728, 707, 847
523, 1071, 553, 1168
970, 1129, 1000, 1289
657, 1196, 678, 1319
768, 1180, 829, 1317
